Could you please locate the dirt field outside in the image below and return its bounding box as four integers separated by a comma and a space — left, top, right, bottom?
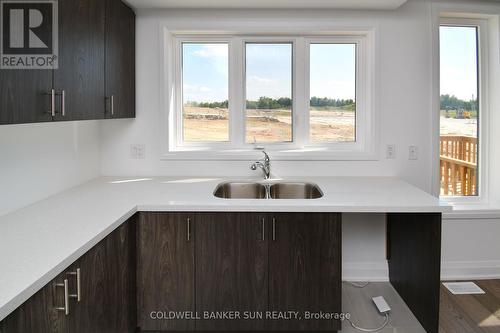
183, 106, 355, 143
440, 116, 478, 137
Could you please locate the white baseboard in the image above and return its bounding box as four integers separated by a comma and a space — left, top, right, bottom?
441, 260, 500, 280
342, 261, 389, 282
342, 260, 500, 282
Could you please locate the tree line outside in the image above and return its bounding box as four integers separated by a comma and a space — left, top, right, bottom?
441, 94, 478, 112
185, 96, 356, 111
184, 94, 476, 114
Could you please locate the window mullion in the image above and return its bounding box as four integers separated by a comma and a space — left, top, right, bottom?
230, 38, 245, 147
294, 37, 308, 148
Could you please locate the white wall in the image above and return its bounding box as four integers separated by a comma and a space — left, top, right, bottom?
98, 0, 432, 280
96, 0, 499, 280
0, 121, 101, 216
442, 217, 500, 279
101, 1, 434, 192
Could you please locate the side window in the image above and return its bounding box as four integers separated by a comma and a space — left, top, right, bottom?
439, 25, 479, 197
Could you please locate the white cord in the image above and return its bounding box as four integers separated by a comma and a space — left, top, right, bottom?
346, 281, 370, 288
347, 312, 390, 332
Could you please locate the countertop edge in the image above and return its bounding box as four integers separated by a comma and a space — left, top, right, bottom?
0, 207, 138, 322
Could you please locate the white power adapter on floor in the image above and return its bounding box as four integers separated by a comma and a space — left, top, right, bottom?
348, 295, 391, 332
372, 296, 391, 314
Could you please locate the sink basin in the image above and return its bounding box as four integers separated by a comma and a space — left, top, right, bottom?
270, 182, 323, 199
213, 182, 267, 199
213, 182, 323, 199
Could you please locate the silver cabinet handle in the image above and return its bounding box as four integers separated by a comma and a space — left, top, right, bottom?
67, 268, 81, 302
47, 89, 56, 116
187, 218, 191, 242
48, 90, 65, 117
272, 218, 276, 241
106, 95, 115, 116
60, 90, 65, 117
55, 279, 70, 315
261, 218, 265, 241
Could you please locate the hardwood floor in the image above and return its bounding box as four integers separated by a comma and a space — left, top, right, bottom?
341, 280, 500, 333
440, 280, 500, 333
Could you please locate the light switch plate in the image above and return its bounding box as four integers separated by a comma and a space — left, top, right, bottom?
130, 144, 146, 159
386, 144, 396, 159
409, 146, 418, 160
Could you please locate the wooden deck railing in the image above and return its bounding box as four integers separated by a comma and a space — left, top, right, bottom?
440, 136, 478, 196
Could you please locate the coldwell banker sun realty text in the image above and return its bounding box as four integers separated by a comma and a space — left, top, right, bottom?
149, 311, 351, 321
1, 0, 58, 69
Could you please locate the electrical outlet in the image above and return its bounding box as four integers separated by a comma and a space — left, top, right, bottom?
130, 144, 146, 159
386, 144, 396, 159
409, 146, 418, 160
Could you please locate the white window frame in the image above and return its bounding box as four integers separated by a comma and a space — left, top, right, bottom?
438, 17, 490, 205
162, 30, 377, 161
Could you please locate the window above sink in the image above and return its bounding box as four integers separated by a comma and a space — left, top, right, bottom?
161, 30, 378, 161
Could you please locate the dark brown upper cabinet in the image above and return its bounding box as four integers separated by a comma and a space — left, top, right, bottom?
54, 0, 106, 121
0, 0, 135, 125
105, 0, 135, 119
0, 70, 53, 124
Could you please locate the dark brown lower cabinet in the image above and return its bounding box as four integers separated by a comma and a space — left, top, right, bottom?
72, 217, 136, 333
268, 213, 342, 331
387, 213, 442, 333
136, 212, 342, 332
0, 269, 70, 333
195, 212, 268, 331
0, 215, 137, 333
1, 211, 342, 333
137, 212, 195, 331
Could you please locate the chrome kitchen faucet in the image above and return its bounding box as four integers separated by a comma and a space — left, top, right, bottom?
250, 150, 271, 180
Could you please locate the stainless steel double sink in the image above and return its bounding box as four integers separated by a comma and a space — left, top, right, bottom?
213, 181, 323, 199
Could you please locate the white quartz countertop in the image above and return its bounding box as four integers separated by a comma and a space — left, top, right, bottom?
0, 176, 451, 321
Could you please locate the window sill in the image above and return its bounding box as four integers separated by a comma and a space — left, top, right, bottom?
444, 205, 500, 220
161, 147, 379, 161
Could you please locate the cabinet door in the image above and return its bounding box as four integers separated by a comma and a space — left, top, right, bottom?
105, 0, 135, 119
68, 243, 108, 332
54, 0, 105, 121
268, 213, 341, 331
105, 217, 137, 333
0, 70, 52, 125
137, 212, 195, 331
0, 270, 70, 333
195, 212, 268, 331
68, 219, 136, 333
